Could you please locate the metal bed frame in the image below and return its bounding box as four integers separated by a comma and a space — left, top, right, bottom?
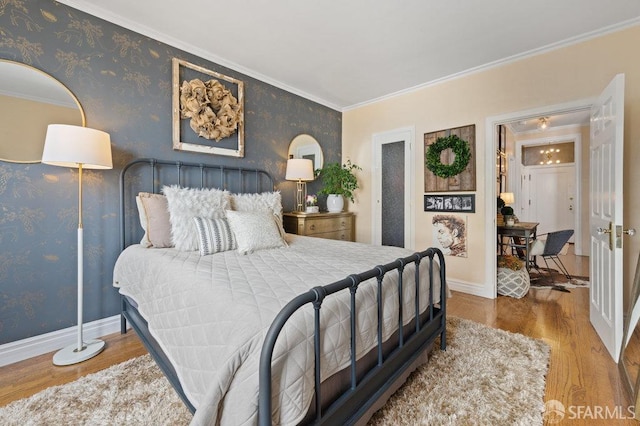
117, 158, 447, 425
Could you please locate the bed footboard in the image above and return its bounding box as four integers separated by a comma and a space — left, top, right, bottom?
259, 247, 446, 425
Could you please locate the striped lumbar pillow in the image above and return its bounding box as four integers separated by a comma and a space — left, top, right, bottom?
193, 217, 237, 256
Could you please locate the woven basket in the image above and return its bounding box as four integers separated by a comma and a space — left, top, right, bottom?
497, 266, 530, 298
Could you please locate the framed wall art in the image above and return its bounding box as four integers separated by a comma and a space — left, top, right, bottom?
424, 124, 475, 192
424, 194, 475, 213
431, 214, 468, 257
172, 58, 245, 157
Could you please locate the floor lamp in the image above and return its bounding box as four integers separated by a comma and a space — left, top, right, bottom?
285, 158, 314, 212
42, 124, 112, 366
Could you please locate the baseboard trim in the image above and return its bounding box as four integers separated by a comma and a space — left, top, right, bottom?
0, 315, 122, 367
448, 279, 496, 299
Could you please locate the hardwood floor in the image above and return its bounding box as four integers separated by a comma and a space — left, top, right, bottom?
1, 249, 635, 424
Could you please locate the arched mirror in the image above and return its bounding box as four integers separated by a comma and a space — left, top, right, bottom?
620, 251, 640, 418
0, 60, 85, 163
288, 134, 323, 172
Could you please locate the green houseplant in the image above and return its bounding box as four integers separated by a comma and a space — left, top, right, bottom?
316, 160, 361, 212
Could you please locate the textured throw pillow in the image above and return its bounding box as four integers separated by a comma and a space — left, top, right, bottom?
193, 217, 237, 256
230, 191, 286, 237
135, 192, 172, 248
163, 185, 230, 251
225, 209, 288, 254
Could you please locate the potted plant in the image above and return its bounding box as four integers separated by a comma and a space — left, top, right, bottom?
501, 205, 515, 226
316, 160, 361, 212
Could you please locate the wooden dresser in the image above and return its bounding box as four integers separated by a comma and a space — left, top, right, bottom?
283, 211, 355, 242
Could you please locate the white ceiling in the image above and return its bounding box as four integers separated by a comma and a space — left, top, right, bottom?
57, 0, 640, 111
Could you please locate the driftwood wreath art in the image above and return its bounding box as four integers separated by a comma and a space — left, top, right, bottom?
179, 78, 242, 141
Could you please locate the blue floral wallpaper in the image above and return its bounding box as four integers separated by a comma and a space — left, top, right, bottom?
0, 0, 341, 344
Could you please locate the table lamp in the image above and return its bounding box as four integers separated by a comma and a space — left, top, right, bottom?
42, 124, 112, 366
285, 158, 314, 212
500, 192, 515, 206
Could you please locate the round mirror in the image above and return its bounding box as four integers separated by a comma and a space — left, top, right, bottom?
288, 134, 323, 172
0, 60, 85, 163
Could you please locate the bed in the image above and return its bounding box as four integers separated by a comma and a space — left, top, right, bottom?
114, 158, 447, 425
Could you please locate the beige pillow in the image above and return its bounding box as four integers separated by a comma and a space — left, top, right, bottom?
226, 209, 287, 254
135, 192, 172, 248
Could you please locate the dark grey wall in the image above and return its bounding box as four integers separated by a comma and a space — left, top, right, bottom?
0, 0, 341, 344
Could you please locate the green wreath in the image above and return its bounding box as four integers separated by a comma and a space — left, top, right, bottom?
425, 135, 471, 178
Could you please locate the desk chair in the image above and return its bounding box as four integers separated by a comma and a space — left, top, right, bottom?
529, 229, 574, 289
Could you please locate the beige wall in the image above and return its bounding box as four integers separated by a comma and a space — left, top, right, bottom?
343, 25, 640, 299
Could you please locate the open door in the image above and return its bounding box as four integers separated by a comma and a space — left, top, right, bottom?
590, 74, 625, 362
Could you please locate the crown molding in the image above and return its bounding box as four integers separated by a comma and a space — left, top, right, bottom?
343, 18, 640, 111
55, 2, 640, 113
55, 0, 342, 112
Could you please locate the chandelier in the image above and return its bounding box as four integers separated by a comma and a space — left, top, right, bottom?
539, 147, 560, 165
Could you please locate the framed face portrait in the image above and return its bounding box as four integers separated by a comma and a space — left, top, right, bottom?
431, 214, 468, 257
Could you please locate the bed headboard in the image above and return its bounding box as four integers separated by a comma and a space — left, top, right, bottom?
119, 158, 275, 250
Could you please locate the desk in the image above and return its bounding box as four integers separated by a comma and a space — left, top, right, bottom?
497, 221, 539, 270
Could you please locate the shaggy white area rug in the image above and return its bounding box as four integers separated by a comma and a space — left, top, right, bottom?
0, 317, 549, 425
369, 316, 550, 425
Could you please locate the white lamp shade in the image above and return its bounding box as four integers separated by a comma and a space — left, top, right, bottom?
42, 124, 112, 169
285, 158, 314, 181
500, 192, 515, 204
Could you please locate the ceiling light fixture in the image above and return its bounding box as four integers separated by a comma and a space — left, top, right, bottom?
538, 117, 549, 130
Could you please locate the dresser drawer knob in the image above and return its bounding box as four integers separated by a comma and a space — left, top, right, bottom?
309, 224, 315, 230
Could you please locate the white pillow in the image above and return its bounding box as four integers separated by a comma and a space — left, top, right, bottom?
230, 191, 286, 237
162, 185, 230, 251
225, 209, 288, 254
135, 192, 172, 248
193, 217, 237, 256
230, 191, 283, 218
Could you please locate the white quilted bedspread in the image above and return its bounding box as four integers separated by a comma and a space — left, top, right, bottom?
113, 235, 441, 426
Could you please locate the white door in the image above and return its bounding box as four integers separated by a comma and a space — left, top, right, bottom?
372, 127, 415, 249
523, 164, 576, 238
590, 74, 624, 362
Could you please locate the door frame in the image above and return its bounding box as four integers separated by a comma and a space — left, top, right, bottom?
371, 126, 415, 249
484, 99, 595, 298
514, 132, 582, 254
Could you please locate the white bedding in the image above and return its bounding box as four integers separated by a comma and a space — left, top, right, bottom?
113, 234, 441, 426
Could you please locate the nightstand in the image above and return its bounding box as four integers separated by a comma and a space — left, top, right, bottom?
283, 211, 355, 242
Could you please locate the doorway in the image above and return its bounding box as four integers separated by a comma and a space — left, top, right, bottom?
372, 127, 415, 249
515, 133, 582, 249
484, 100, 592, 298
